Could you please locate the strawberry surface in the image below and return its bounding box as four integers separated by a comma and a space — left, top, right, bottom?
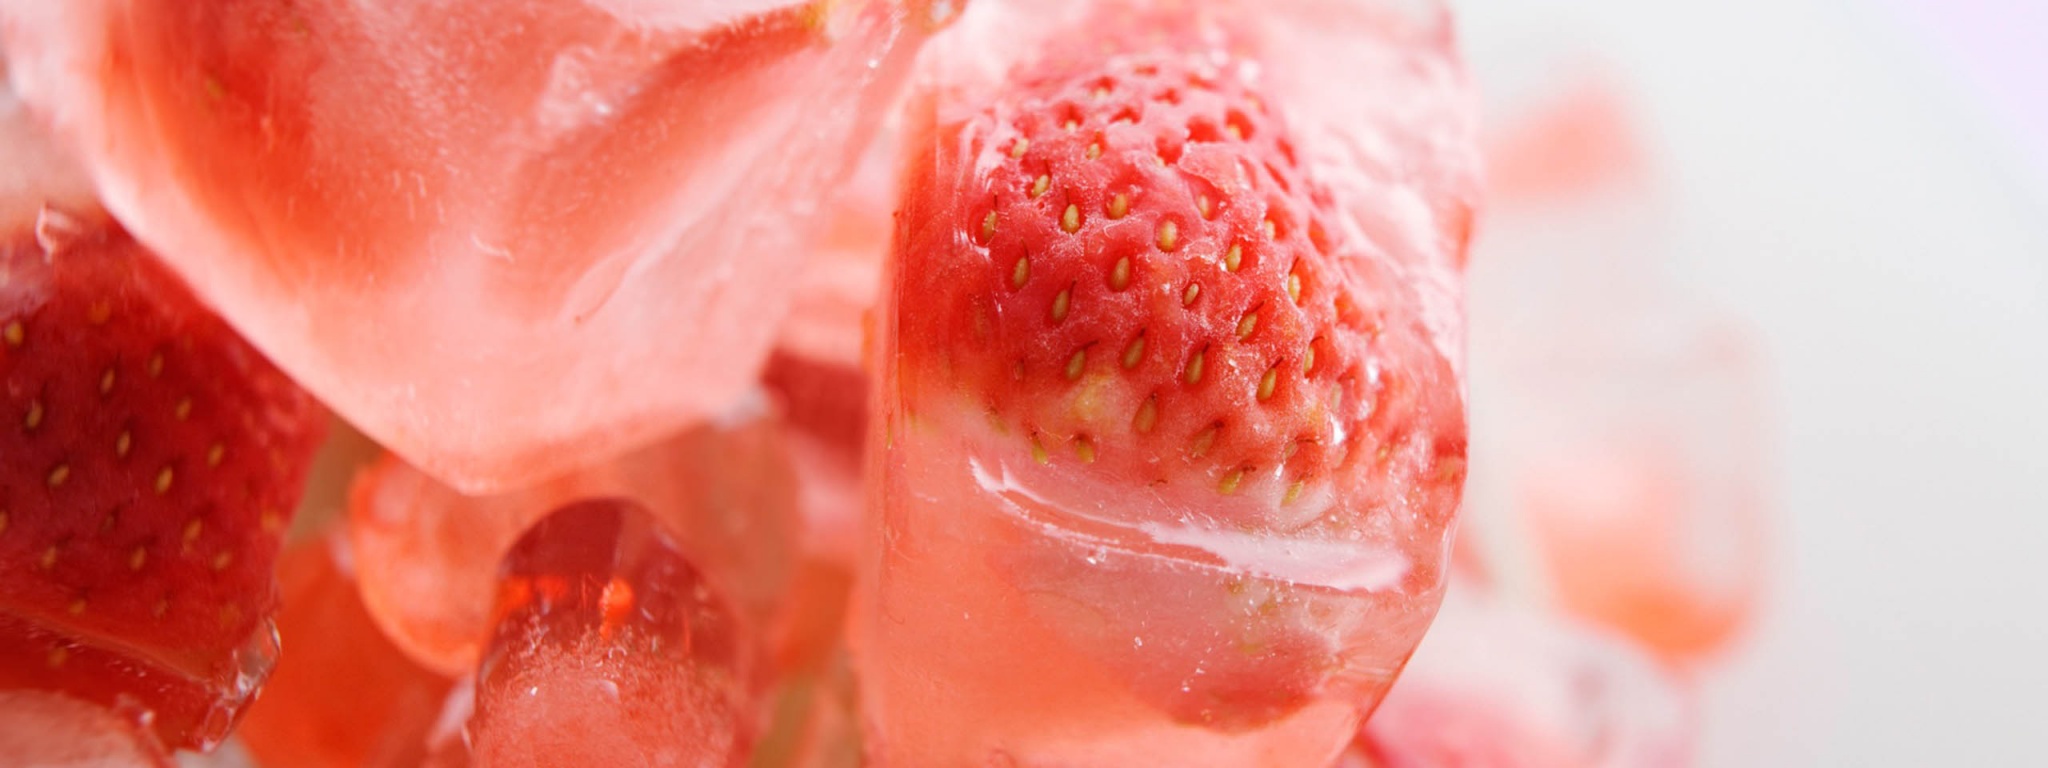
0, 209, 325, 749
895, 22, 1465, 537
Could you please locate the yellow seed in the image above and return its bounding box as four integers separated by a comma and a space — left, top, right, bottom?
1283, 481, 1306, 504
1226, 123, 1244, 141
1030, 174, 1050, 198
1011, 256, 1030, 288
1134, 396, 1159, 434
39, 546, 57, 570
207, 443, 225, 467
1110, 257, 1131, 291
1011, 138, 1030, 158
982, 211, 998, 241
3, 321, 21, 346
1184, 349, 1205, 385
1198, 195, 1213, 218
1030, 435, 1049, 464
129, 547, 147, 571
1303, 344, 1317, 374
25, 399, 43, 430
0, 510, 7, 534
1237, 311, 1258, 340
152, 599, 168, 619
46, 464, 68, 488
1063, 119, 1078, 132
1258, 367, 1279, 400
1262, 218, 1276, 239
1107, 193, 1129, 219
1218, 469, 1245, 495
147, 353, 163, 378
1225, 243, 1242, 272
116, 430, 132, 458
1183, 282, 1201, 306
1061, 204, 1080, 233
1121, 334, 1146, 369
1093, 87, 1110, 101
183, 519, 203, 545
1050, 288, 1071, 323
47, 647, 68, 668
67, 599, 85, 616
1064, 349, 1087, 380
1191, 424, 1218, 457
99, 369, 115, 395
211, 552, 233, 571
1074, 436, 1097, 463
1086, 142, 1101, 159
1157, 220, 1178, 251
155, 467, 174, 494
260, 510, 285, 535
1287, 272, 1302, 303
175, 398, 192, 421
87, 300, 111, 325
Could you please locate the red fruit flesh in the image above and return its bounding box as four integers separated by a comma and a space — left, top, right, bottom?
896, 33, 1465, 535
0, 210, 325, 749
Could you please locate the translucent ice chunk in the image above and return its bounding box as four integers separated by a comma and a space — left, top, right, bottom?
1343, 595, 1695, 768
469, 499, 753, 767
236, 535, 455, 768
0, 690, 172, 768
348, 402, 800, 676
0, 0, 951, 491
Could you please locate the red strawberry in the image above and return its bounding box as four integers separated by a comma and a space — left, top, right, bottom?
0, 207, 326, 750
884, 12, 1467, 731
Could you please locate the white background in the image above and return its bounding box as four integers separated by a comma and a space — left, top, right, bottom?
1458, 1, 2048, 765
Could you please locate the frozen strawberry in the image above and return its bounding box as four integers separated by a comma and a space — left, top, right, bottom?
236, 534, 454, 768
469, 499, 753, 767
0, 689, 173, 767
0, 0, 953, 491
0, 209, 326, 749
858, 0, 1474, 762
348, 405, 799, 677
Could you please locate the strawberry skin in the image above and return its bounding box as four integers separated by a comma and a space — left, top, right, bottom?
0, 209, 325, 749
896, 35, 1466, 534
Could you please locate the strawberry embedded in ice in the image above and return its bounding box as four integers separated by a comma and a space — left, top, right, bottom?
235, 535, 455, 768
0, 0, 951, 491
347, 405, 800, 677
469, 498, 752, 767
0, 211, 326, 750
861, 0, 1475, 762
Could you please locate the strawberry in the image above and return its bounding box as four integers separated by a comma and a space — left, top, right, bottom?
886, 12, 1467, 731
0, 207, 326, 750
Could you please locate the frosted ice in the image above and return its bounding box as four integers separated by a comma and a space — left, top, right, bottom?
0, 0, 948, 491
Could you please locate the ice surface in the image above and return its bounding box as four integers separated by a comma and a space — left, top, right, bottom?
0, 690, 172, 768
0, 0, 950, 491
236, 535, 455, 768
468, 499, 751, 767
1344, 594, 1695, 768
347, 401, 800, 676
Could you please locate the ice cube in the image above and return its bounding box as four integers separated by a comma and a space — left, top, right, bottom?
236, 535, 455, 768
468, 498, 752, 767
0, 0, 950, 491
1346, 594, 1695, 768
0, 690, 172, 768
347, 403, 800, 676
